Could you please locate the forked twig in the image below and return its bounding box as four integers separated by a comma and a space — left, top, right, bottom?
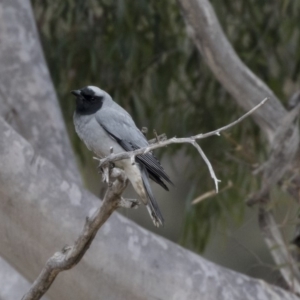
95, 98, 269, 193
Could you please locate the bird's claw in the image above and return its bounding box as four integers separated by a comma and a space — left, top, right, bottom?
118, 198, 140, 209
99, 162, 116, 185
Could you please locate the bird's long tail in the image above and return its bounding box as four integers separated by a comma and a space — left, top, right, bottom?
140, 167, 164, 227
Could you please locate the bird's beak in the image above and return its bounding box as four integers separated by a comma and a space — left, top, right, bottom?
71, 90, 81, 97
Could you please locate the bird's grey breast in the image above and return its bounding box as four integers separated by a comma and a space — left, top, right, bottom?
73, 112, 124, 158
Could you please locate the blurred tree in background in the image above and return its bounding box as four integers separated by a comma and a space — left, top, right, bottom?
31, 0, 300, 253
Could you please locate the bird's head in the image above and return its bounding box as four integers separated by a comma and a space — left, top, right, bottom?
71, 86, 107, 115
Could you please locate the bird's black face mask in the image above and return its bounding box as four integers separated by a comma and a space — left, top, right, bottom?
71, 89, 104, 115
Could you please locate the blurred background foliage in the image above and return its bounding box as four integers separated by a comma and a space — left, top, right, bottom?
31, 0, 300, 255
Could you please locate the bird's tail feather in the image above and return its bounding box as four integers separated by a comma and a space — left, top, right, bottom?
140, 167, 164, 227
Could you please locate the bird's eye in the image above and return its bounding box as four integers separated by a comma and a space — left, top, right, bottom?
90, 97, 95, 102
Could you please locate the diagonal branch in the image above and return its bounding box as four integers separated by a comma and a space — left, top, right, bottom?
22, 168, 132, 300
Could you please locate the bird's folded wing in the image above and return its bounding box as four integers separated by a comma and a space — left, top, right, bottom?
95, 107, 173, 188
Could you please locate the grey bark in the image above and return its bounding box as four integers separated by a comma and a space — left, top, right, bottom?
0, 0, 81, 184
0, 117, 298, 300
22, 167, 130, 300
178, 0, 287, 142
0, 0, 82, 295
0, 258, 48, 300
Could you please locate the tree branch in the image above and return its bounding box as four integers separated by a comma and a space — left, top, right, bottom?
190, 141, 221, 192
95, 98, 268, 193
22, 169, 130, 300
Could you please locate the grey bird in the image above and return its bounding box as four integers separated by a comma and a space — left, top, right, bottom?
71, 86, 173, 227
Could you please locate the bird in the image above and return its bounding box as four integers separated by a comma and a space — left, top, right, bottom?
71, 86, 173, 227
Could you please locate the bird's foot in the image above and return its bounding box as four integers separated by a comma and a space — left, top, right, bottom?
109, 167, 128, 188
99, 162, 116, 186
118, 197, 140, 209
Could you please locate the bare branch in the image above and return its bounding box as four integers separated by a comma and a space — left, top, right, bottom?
148, 133, 167, 144
192, 180, 233, 205
22, 168, 129, 300
196, 98, 269, 140
97, 98, 267, 164
95, 98, 268, 193
190, 140, 221, 192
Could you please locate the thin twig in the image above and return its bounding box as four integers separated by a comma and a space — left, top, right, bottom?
95, 98, 268, 193
148, 133, 167, 144
192, 180, 233, 205
190, 140, 221, 192
196, 98, 268, 139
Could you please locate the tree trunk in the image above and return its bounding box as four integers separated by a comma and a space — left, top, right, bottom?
0, 0, 81, 295
0, 0, 81, 183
